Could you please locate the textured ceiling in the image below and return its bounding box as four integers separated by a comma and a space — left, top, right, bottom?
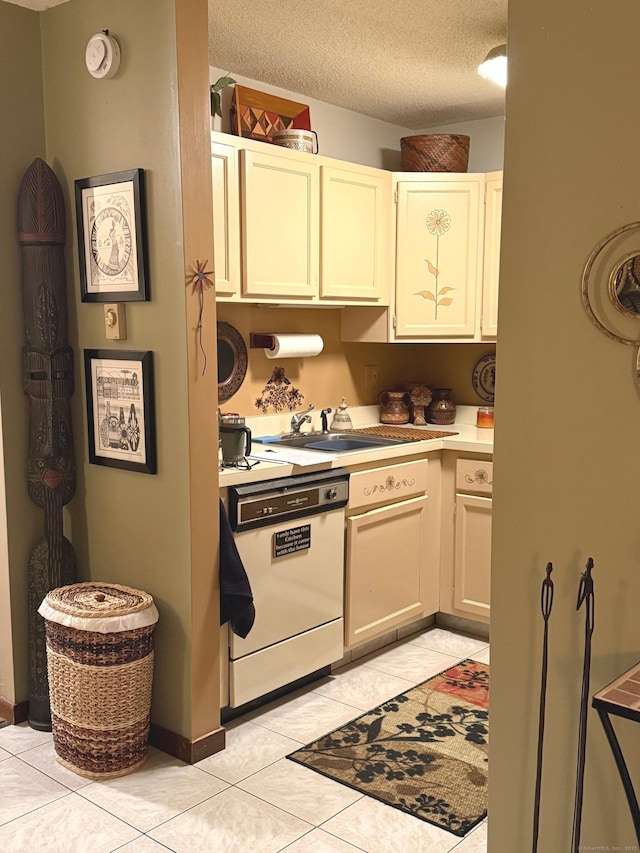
2, 0, 507, 128
208, 0, 508, 128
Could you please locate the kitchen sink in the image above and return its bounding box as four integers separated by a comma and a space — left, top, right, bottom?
275, 432, 409, 452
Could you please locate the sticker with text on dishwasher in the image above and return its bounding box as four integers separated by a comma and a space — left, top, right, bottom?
273, 525, 311, 558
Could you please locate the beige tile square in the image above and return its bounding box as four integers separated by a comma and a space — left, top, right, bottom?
149, 786, 311, 853
359, 641, 460, 684
322, 796, 459, 853
247, 690, 360, 743
19, 740, 93, 790
0, 792, 140, 852
0, 757, 68, 825
0, 722, 52, 755
197, 719, 301, 784
471, 646, 490, 665
284, 828, 365, 851
78, 750, 228, 831
312, 662, 415, 711
409, 627, 489, 659
238, 757, 362, 824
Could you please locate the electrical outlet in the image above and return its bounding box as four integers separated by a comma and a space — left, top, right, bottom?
365, 364, 378, 389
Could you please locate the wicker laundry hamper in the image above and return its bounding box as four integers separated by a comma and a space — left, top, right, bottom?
400, 134, 470, 172
38, 582, 159, 779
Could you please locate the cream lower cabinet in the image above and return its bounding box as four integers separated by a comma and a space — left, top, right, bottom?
344, 458, 439, 648
440, 453, 492, 623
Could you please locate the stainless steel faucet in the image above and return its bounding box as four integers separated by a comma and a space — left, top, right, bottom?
290, 403, 315, 434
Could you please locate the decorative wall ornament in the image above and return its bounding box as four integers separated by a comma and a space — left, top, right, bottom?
188, 259, 214, 376
582, 221, 640, 345
84, 350, 156, 474
217, 321, 248, 403
414, 209, 455, 319
75, 169, 149, 302
254, 366, 304, 413
18, 158, 78, 730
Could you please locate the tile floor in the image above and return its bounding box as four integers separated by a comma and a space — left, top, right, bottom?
0, 626, 489, 853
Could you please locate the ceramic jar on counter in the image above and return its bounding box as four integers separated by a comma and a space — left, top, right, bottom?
427, 388, 456, 425
379, 390, 411, 424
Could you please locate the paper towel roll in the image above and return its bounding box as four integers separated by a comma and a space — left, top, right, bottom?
264, 334, 324, 359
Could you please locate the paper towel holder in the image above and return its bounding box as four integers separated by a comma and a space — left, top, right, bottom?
249, 333, 278, 351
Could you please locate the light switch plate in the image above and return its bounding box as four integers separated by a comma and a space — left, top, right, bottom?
104, 303, 127, 340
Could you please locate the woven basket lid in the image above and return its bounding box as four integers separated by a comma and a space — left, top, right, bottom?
39, 582, 158, 633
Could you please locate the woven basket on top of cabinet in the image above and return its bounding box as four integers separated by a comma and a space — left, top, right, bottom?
38, 582, 159, 780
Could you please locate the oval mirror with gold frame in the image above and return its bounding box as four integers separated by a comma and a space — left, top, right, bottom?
217, 321, 247, 402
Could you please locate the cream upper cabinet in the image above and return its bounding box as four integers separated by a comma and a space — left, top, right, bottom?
320, 165, 391, 302
240, 148, 319, 299
211, 131, 390, 305
211, 138, 241, 297
481, 171, 502, 339
395, 174, 485, 338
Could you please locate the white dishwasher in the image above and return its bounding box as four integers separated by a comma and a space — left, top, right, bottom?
226, 468, 349, 709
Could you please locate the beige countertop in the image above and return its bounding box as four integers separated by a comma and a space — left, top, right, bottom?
219, 405, 493, 487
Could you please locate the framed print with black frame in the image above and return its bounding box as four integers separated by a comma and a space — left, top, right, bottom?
75, 169, 149, 302
84, 349, 156, 474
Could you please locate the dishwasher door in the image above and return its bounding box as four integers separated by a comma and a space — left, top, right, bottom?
229, 506, 344, 660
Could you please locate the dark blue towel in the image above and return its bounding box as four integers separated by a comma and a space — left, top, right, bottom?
219, 500, 255, 638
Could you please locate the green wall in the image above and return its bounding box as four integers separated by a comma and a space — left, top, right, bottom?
0, 0, 198, 736
0, 3, 47, 706
490, 0, 640, 846
40, 0, 193, 734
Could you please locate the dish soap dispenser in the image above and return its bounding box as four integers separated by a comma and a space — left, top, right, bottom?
330, 397, 353, 431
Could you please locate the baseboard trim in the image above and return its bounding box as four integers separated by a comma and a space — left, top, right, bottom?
149, 722, 225, 764
0, 697, 29, 725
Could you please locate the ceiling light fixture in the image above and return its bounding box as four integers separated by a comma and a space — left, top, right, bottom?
478, 44, 507, 87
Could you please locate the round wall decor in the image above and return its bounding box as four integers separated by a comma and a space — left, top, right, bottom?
85, 31, 121, 80
582, 221, 640, 345
472, 354, 496, 403
217, 321, 248, 402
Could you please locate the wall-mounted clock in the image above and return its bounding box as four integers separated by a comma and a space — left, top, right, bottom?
85, 31, 121, 80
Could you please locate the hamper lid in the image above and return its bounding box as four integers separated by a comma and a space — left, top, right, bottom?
38, 582, 159, 634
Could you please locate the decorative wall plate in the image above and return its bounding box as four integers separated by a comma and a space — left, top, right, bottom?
472, 354, 496, 403
582, 221, 640, 345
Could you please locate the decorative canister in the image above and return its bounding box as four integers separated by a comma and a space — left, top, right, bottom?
38, 582, 159, 779
271, 129, 318, 154
379, 390, 411, 424
428, 388, 457, 425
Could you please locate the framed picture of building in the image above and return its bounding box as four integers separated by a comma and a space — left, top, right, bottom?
84, 349, 156, 474
75, 169, 149, 302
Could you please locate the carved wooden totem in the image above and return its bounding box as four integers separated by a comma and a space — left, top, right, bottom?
18, 158, 77, 730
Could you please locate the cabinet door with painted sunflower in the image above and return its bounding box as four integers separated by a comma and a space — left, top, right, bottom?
395, 175, 485, 338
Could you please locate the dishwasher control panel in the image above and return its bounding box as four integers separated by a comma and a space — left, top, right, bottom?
228, 469, 349, 532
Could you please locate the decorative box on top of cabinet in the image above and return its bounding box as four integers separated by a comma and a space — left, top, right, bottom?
340, 170, 503, 343
210, 131, 391, 306
343, 456, 440, 649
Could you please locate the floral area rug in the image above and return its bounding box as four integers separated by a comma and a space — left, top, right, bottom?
287, 659, 489, 837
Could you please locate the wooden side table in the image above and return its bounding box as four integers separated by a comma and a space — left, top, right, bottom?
592, 661, 640, 843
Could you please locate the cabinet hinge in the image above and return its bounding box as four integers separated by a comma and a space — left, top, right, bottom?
392, 314, 397, 330
394, 189, 398, 205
